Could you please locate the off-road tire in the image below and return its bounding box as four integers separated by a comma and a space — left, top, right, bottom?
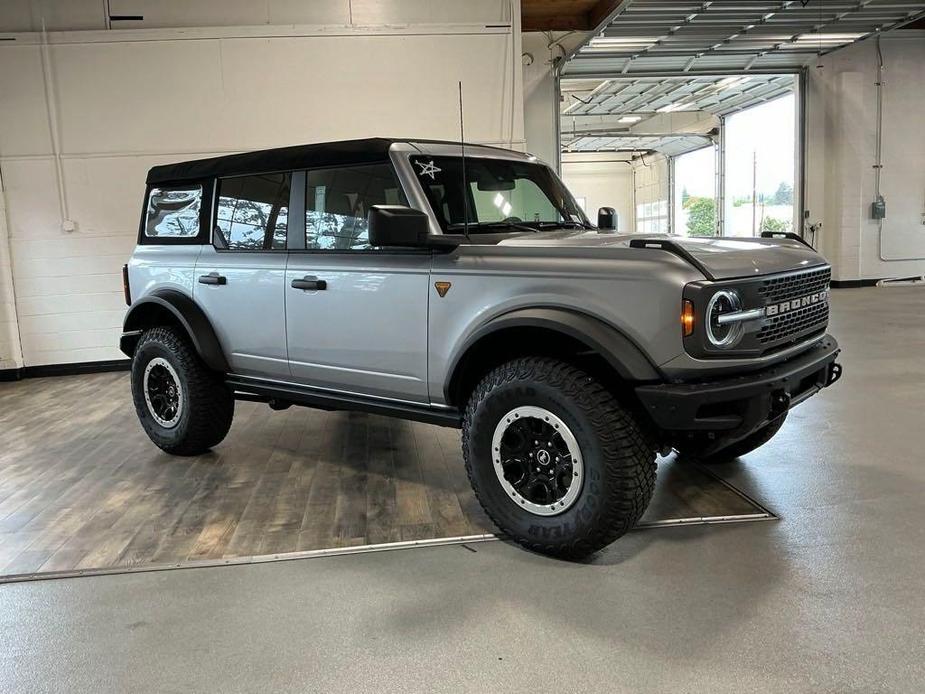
681, 413, 787, 465
462, 357, 656, 558
131, 326, 234, 456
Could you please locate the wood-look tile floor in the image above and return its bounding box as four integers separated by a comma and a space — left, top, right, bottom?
0, 372, 765, 577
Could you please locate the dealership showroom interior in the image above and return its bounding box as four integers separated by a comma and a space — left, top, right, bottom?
1, 0, 924, 691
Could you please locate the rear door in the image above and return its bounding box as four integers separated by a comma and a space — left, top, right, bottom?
194, 172, 293, 379
285, 161, 430, 402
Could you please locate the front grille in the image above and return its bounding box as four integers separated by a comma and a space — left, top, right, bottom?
757, 302, 829, 344
755, 266, 831, 346
757, 266, 831, 303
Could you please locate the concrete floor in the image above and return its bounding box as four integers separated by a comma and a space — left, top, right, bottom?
1, 287, 923, 693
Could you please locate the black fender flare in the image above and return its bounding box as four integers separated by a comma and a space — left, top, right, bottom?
444, 307, 661, 402
121, 289, 229, 372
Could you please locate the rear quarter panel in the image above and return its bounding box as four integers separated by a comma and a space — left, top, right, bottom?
127, 245, 202, 303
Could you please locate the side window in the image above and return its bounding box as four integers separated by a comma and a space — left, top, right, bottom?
305, 163, 407, 251
145, 185, 202, 238
216, 173, 290, 250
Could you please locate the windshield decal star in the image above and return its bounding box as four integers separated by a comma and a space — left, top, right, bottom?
415, 160, 441, 180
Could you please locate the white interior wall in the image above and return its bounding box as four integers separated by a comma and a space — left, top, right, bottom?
0, 172, 23, 371
522, 32, 588, 171
805, 32, 925, 281
561, 152, 635, 232
0, 0, 513, 32
0, 1, 523, 368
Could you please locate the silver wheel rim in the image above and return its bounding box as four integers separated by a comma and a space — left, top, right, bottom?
143, 357, 183, 429
491, 406, 584, 516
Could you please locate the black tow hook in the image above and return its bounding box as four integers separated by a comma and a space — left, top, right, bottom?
826, 362, 844, 387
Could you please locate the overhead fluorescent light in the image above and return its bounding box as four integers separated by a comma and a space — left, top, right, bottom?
656, 102, 692, 113
619, 115, 642, 123
795, 32, 865, 41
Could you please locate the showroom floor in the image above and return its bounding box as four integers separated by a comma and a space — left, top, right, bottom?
0, 372, 763, 578
1, 287, 923, 692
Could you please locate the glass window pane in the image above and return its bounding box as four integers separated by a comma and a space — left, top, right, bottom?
410, 156, 587, 231
305, 163, 406, 251
145, 185, 202, 238
216, 173, 290, 251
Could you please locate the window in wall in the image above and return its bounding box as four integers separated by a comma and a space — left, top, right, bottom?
145, 185, 202, 238
636, 200, 668, 233
305, 163, 406, 250
725, 94, 796, 237
216, 173, 290, 250
674, 146, 717, 237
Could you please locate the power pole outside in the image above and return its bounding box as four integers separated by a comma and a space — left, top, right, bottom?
751, 151, 757, 236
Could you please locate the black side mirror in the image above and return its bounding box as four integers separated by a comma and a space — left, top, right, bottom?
368, 205, 431, 247
597, 207, 617, 231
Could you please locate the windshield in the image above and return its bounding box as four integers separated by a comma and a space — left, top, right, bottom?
410, 155, 590, 233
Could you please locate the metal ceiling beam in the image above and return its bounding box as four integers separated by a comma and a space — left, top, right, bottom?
563, 1, 636, 62
566, 0, 925, 76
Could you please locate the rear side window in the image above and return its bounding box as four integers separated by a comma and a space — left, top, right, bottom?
145, 185, 202, 238
305, 163, 406, 250
216, 173, 291, 250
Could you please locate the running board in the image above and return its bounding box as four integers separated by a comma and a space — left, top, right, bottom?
226, 375, 462, 428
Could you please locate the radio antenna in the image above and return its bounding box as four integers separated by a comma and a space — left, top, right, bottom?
458, 81, 471, 241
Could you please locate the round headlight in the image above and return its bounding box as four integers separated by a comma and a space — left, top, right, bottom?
705, 289, 744, 349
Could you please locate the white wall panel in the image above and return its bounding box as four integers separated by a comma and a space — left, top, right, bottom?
805, 34, 925, 281
0, 10, 523, 366
0, 46, 53, 157
0, 187, 23, 370
561, 154, 634, 232
0, 0, 106, 32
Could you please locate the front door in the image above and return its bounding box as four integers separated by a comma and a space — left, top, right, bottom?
285, 162, 430, 402
194, 173, 292, 379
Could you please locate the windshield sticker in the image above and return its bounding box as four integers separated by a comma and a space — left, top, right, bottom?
415, 160, 441, 180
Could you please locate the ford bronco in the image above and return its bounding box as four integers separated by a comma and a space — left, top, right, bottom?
121, 138, 842, 557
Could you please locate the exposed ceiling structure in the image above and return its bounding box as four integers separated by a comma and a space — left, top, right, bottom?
561, 132, 713, 154
563, 73, 794, 118
563, 0, 925, 76
560, 73, 795, 152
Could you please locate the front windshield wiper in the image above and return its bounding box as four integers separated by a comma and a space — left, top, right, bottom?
535, 220, 594, 230
449, 221, 540, 234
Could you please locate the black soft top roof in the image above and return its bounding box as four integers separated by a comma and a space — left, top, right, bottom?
146, 137, 398, 185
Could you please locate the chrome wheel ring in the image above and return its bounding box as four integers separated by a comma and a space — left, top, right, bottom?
143, 357, 183, 429
491, 406, 584, 516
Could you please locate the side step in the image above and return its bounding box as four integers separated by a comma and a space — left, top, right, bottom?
226, 374, 462, 428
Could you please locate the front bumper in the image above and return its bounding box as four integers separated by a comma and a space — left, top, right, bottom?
636, 335, 841, 437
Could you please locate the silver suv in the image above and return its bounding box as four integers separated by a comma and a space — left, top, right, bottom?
121, 138, 842, 557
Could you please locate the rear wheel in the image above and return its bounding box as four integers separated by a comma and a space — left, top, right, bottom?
462, 357, 656, 558
131, 326, 234, 455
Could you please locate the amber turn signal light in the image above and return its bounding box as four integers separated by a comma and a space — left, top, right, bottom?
681, 299, 695, 337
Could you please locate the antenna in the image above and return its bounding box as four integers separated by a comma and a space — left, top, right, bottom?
458, 81, 471, 241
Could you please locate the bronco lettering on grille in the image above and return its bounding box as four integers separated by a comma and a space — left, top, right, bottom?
765, 290, 829, 317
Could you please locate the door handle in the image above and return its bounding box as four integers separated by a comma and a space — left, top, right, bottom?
198, 273, 226, 285
291, 276, 327, 291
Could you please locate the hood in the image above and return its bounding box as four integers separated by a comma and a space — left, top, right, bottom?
495, 231, 826, 280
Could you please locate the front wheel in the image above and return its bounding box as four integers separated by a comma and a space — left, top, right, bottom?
462, 358, 656, 558
131, 326, 234, 456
